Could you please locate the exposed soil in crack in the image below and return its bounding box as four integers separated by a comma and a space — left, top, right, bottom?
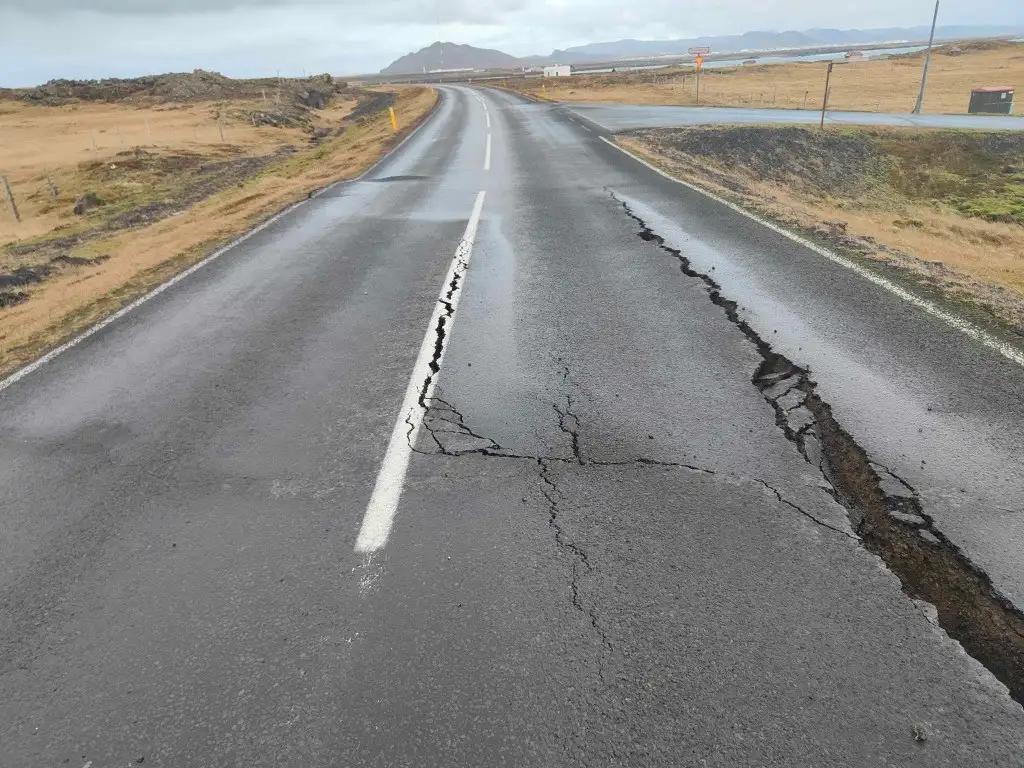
611, 190, 1024, 705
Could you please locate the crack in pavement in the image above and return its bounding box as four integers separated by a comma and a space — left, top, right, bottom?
553, 395, 583, 465
754, 479, 857, 540
413, 387, 851, 541
408, 383, 857, 686
538, 457, 614, 683
609, 189, 1024, 704
417, 253, 470, 409
396, 196, 1024, 702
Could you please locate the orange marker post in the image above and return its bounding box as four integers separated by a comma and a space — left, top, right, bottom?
688, 47, 710, 106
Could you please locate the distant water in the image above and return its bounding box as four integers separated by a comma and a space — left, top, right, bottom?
574, 44, 930, 76
702, 45, 928, 70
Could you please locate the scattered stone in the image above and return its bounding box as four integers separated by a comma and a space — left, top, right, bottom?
761, 374, 800, 400
875, 473, 916, 499
73, 192, 103, 215
785, 405, 815, 434
0, 290, 30, 308
0, 264, 53, 288
298, 89, 329, 109
918, 529, 941, 545
775, 388, 805, 412
802, 433, 823, 469
889, 510, 926, 526
913, 599, 940, 625
911, 722, 928, 742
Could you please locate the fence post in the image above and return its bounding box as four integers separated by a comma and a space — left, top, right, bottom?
1, 175, 21, 222
820, 62, 834, 130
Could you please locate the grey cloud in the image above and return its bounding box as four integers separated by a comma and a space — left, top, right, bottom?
2, 0, 1022, 87
5, 0, 527, 23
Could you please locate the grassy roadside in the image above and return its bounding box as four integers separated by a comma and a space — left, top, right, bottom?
0, 84, 437, 379
616, 126, 1024, 338
506, 40, 1024, 115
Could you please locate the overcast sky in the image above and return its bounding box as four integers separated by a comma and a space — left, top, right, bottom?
2, 0, 1023, 86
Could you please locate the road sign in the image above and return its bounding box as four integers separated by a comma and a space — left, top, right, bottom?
688, 46, 711, 55
694, 54, 705, 72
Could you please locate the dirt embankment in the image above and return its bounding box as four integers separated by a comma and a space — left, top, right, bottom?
0, 73, 436, 377
620, 126, 1024, 333
508, 40, 1024, 115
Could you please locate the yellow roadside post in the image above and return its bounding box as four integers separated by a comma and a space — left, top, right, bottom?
695, 54, 705, 105
388, 106, 399, 132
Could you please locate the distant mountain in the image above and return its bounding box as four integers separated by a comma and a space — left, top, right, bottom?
380, 42, 522, 75
381, 25, 1024, 75
553, 25, 1024, 62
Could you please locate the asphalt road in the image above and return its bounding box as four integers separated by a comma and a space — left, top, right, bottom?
565, 102, 1024, 131
2, 85, 1023, 766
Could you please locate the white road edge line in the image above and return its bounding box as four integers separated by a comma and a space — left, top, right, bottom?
484, 133, 492, 171
0, 90, 446, 396
354, 190, 487, 554
599, 135, 1024, 368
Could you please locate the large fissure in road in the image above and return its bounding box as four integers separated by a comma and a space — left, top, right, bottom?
610, 190, 1024, 705
392, 186, 1024, 705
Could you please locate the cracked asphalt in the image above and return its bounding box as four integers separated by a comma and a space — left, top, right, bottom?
1, 85, 1023, 766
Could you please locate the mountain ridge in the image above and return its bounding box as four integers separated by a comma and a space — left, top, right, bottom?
380, 25, 1024, 74
380, 42, 521, 75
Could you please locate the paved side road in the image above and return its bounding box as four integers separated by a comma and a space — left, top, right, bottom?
0, 85, 1022, 766
563, 102, 1024, 131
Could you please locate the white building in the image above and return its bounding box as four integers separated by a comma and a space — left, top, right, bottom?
543, 65, 572, 78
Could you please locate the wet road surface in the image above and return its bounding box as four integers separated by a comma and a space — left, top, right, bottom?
1, 86, 1023, 766
565, 102, 1024, 131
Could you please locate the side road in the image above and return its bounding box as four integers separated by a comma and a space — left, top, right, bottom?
564, 102, 1024, 132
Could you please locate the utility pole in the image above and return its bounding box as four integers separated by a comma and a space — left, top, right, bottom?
820, 62, 834, 130
913, 0, 940, 115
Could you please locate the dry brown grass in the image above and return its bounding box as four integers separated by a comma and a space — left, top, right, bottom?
0, 86, 436, 377
0, 97, 356, 244
619, 127, 1024, 330
511, 41, 1024, 114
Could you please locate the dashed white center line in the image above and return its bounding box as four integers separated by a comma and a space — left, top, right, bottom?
471, 88, 491, 128
354, 191, 488, 554
484, 133, 492, 171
